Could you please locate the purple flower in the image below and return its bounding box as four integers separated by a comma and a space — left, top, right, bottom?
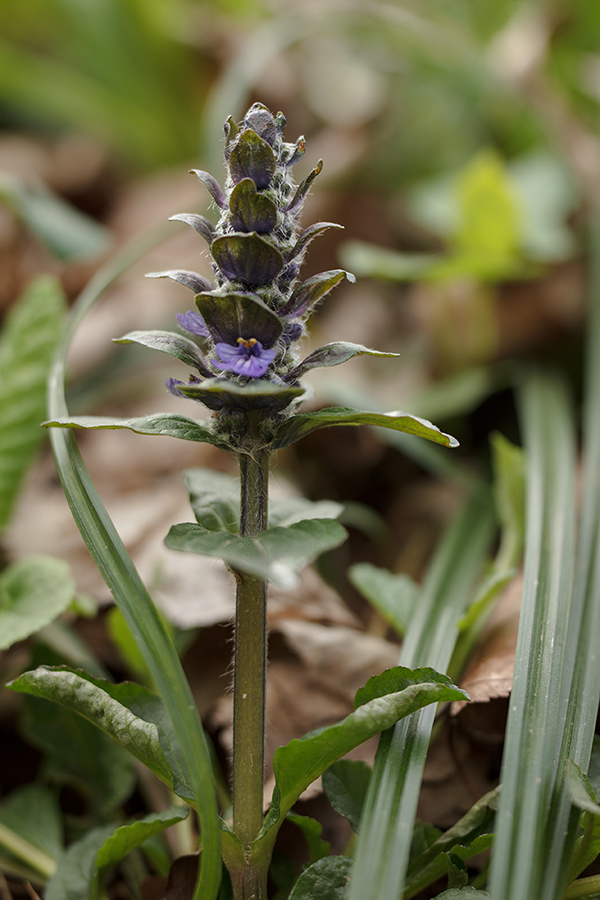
177, 310, 210, 337
213, 338, 276, 378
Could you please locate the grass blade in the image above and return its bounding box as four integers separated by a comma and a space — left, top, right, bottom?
46, 227, 222, 900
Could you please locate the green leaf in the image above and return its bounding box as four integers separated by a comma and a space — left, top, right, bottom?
229, 177, 277, 233
195, 290, 283, 347
0, 556, 76, 650
271, 406, 459, 450
165, 518, 348, 588
114, 330, 212, 376
287, 342, 399, 380
288, 856, 353, 900
566, 759, 600, 816
490, 431, 526, 571
44, 413, 230, 450
0, 176, 111, 261
354, 666, 462, 708
0, 785, 62, 877
94, 806, 189, 876
268, 671, 468, 828
228, 128, 277, 190
283, 269, 355, 316
286, 813, 330, 863
174, 378, 305, 413
349, 563, 418, 637
9, 666, 194, 802
322, 760, 371, 833
45, 825, 115, 900
434, 890, 491, 900
0, 276, 67, 532
183, 467, 343, 532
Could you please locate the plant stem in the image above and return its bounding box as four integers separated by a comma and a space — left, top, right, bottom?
233, 448, 270, 853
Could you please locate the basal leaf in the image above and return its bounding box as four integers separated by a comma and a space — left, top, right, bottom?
288, 856, 353, 900
114, 330, 212, 376
286, 813, 330, 863
272, 406, 459, 450
349, 563, 418, 637
433, 890, 491, 900
165, 518, 347, 588
322, 760, 371, 833
44, 413, 230, 449
9, 666, 194, 801
0, 556, 76, 650
0, 276, 66, 531
0, 785, 62, 872
286, 342, 399, 380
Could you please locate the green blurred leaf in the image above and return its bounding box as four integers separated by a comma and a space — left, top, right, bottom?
434, 890, 490, 899
349, 563, 418, 637
0, 175, 111, 260
272, 406, 459, 450
0, 276, 66, 532
106, 606, 153, 684
322, 760, 371, 833
0, 556, 76, 650
566, 759, 600, 816
165, 518, 348, 588
10, 666, 193, 802
0, 785, 62, 877
45, 824, 115, 900
490, 431, 526, 571
288, 856, 353, 900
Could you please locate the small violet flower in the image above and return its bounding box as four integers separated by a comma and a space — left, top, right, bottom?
213, 338, 276, 378
177, 310, 210, 338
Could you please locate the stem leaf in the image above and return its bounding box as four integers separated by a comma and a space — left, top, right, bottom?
44, 413, 231, 449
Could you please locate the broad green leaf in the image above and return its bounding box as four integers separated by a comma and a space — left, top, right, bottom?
566, 759, 600, 816
269, 672, 468, 827
286, 813, 330, 863
447, 853, 469, 889
354, 666, 462, 708
322, 760, 371, 833
114, 330, 212, 376
272, 406, 459, 450
287, 342, 399, 380
165, 518, 348, 587
288, 856, 353, 900
0, 276, 66, 531
0, 176, 111, 261
45, 825, 115, 900
94, 806, 189, 877
229, 177, 277, 233
195, 290, 283, 347
349, 563, 418, 637
44, 412, 231, 449
9, 666, 193, 801
183, 467, 343, 532
0, 785, 62, 877
0, 556, 76, 650
211, 233, 284, 288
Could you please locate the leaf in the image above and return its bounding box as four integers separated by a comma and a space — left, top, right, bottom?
286, 342, 399, 380
0, 276, 67, 532
566, 759, 600, 816
490, 431, 526, 571
228, 128, 277, 189
9, 666, 194, 802
165, 518, 348, 588
95, 806, 189, 874
322, 760, 371, 833
266, 672, 468, 831
191, 169, 227, 208
272, 406, 459, 451
0, 785, 62, 874
434, 890, 491, 900
114, 330, 212, 376
354, 666, 462, 708
285, 160, 324, 213
195, 291, 283, 347
145, 269, 214, 293
286, 813, 330, 863
44, 413, 231, 450
45, 825, 115, 900
287, 222, 343, 263
281, 269, 355, 316
288, 856, 353, 900
169, 213, 215, 244
0, 176, 111, 261
212, 233, 284, 288
349, 563, 418, 637
173, 379, 305, 413
0, 556, 76, 651
229, 178, 277, 233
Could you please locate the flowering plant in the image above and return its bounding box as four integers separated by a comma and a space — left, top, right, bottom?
17, 104, 464, 900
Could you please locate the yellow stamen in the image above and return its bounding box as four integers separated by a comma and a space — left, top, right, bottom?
236, 337, 258, 348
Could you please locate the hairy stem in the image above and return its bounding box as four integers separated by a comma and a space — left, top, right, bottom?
233, 447, 270, 854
